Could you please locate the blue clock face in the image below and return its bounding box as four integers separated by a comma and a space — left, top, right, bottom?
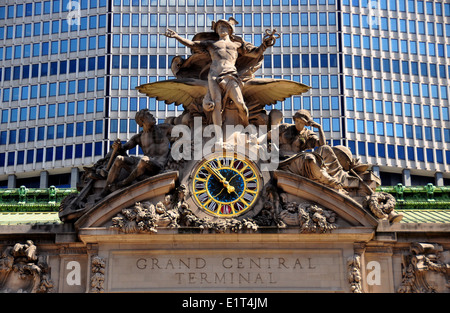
207, 168, 245, 204
192, 154, 261, 217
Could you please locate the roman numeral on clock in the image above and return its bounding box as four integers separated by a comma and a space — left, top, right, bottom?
243, 193, 254, 203
207, 201, 218, 212
220, 157, 232, 167
198, 192, 209, 203
195, 181, 205, 190
247, 180, 257, 189
234, 201, 246, 212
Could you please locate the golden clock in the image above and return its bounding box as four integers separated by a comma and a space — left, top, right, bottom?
191, 153, 261, 217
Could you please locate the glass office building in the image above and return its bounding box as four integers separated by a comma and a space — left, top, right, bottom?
0, 0, 449, 188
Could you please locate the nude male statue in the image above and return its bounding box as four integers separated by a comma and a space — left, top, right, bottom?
101, 109, 173, 195
164, 17, 271, 127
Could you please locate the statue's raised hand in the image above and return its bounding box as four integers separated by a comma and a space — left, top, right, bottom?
309, 121, 321, 129
111, 138, 122, 150
263, 29, 280, 48
165, 28, 177, 38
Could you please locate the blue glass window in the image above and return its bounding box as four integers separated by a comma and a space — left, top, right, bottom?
329, 54, 337, 67
23, 128, 32, 144
406, 146, 414, 161
415, 126, 423, 139
426, 149, 434, 163
292, 55, 300, 68
66, 123, 74, 137
397, 146, 405, 160
345, 55, 352, 68
57, 125, 64, 138
367, 143, 375, 157
387, 145, 395, 159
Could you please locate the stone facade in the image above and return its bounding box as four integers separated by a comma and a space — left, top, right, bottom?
0, 225, 449, 293
0, 171, 449, 293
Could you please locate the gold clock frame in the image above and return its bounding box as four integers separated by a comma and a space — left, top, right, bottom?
190, 152, 262, 218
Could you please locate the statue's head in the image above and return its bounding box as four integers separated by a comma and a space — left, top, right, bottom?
269, 109, 283, 126
293, 110, 313, 131
211, 17, 238, 36
135, 109, 156, 127
293, 109, 312, 124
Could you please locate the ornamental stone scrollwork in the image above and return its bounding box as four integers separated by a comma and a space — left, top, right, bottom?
111, 197, 180, 234
0, 240, 54, 293
397, 242, 450, 293
253, 184, 286, 228
182, 214, 259, 233
90, 256, 106, 293
109, 180, 340, 234
279, 200, 337, 233
347, 254, 363, 293
363, 192, 403, 223
111, 201, 259, 234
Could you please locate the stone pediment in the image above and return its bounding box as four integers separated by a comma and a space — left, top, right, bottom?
273, 170, 378, 228
74, 171, 179, 230
73, 166, 379, 235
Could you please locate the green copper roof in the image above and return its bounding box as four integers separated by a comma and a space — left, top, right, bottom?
376, 184, 450, 224
0, 186, 77, 212
377, 184, 450, 207
0, 212, 62, 225
397, 209, 450, 224
0, 186, 76, 225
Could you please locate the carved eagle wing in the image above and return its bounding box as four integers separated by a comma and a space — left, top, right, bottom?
135, 78, 208, 110
136, 78, 311, 118
242, 78, 311, 111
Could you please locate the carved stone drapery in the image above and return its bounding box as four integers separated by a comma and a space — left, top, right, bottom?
397, 242, 450, 293
0, 241, 54, 293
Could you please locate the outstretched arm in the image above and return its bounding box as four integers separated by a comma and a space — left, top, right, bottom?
121, 134, 140, 151
165, 29, 200, 50
243, 43, 268, 58
241, 29, 279, 58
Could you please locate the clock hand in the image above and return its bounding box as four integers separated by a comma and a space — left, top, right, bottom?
213, 188, 225, 199
228, 173, 239, 183
204, 163, 223, 181
207, 165, 235, 193
212, 169, 236, 194
205, 163, 235, 194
